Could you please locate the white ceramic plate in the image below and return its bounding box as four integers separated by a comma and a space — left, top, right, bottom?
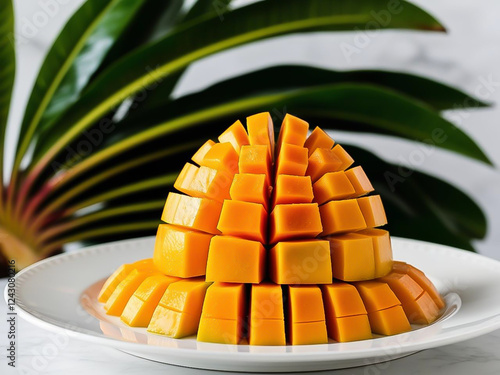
7, 237, 500, 372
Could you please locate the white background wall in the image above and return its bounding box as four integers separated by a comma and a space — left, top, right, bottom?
6, 0, 500, 259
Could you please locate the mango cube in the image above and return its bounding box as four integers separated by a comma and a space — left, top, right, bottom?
201, 142, 239, 174
357, 195, 388, 228
319, 199, 366, 236
239, 145, 272, 184
270, 240, 331, 284
304, 127, 335, 156
272, 175, 313, 207
247, 112, 275, 160
153, 224, 212, 278
313, 171, 356, 205
98, 259, 154, 303
148, 278, 211, 338
249, 283, 286, 345
275, 143, 308, 176
121, 274, 179, 327
270, 203, 322, 243
218, 120, 249, 155
358, 228, 393, 278
198, 283, 246, 344
306, 148, 343, 182
277, 114, 309, 151
287, 286, 328, 345
331, 145, 354, 170
328, 234, 376, 281
161, 193, 222, 234
206, 236, 265, 284
345, 166, 374, 197
105, 269, 160, 316
192, 140, 215, 165
217, 200, 267, 243
229, 173, 269, 210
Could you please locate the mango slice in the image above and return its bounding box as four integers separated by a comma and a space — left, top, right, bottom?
192, 139, 215, 165
239, 145, 272, 184
345, 166, 374, 197
270, 240, 332, 284
306, 148, 342, 182
304, 126, 335, 156
354, 281, 411, 336
198, 283, 246, 344
247, 112, 275, 160
98, 258, 154, 303
270, 203, 322, 243
275, 143, 309, 177
321, 282, 372, 342
121, 274, 179, 327
217, 200, 267, 243
312, 171, 356, 205
206, 236, 265, 284
357, 195, 388, 228
153, 224, 212, 278
218, 120, 249, 155
229, 173, 269, 210
201, 142, 239, 175
148, 278, 211, 338
105, 269, 160, 316
393, 261, 445, 310
161, 193, 222, 235
249, 283, 286, 345
277, 114, 309, 153
357, 228, 393, 278
272, 175, 313, 207
319, 199, 367, 235
379, 272, 439, 324
331, 145, 354, 171
287, 286, 328, 345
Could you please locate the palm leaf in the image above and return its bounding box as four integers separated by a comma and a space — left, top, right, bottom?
11, 0, 151, 189
0, 0, 15, 200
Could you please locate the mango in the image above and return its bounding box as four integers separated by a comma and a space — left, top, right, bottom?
269, 203, 322, 243
218, 120, 249, 155
272, 175, 313, 207
304, 126, 335, 156
217, 200, 267, 243
206, 236, 266, 284
121, 274, 179, 327
161, 192, 222, 235
270, 240, 332, 284
153, 224, 212, 278
148, 278, 211, 338
98, 258, 154, 303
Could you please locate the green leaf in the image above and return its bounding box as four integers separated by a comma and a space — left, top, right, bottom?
67, 83, 494, 179
344, 144, 486, 250
40, 220, 159, 256
126, 65, 488, 123
29, 0, 444, 175
37, 200, 164, 244
12, 0, 149, 179
184, 0, 232, 22
0, 0, 15, 193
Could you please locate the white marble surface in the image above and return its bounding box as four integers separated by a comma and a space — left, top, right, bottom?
0, 276, 499, 374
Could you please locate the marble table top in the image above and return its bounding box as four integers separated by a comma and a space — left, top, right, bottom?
1, 277, 499, 375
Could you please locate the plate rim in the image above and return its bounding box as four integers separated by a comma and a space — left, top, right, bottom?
7, 236, 500, 363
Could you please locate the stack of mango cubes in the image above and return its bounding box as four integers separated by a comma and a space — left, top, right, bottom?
98, 113, 445, 345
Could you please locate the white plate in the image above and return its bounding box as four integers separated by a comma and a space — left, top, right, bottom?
7, 236, 500, 372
